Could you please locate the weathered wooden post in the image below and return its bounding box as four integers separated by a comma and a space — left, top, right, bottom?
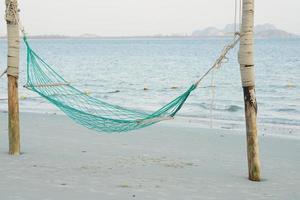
238, 0, 261, 181
5, 0, 20, 155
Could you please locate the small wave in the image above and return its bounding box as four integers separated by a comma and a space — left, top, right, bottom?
185, 103, 242, 112
185, 102, 209, 109
261, 117, 300, 126
276, 108, 299, 113
226, 105, 242, 112
214, 105, 242, 112
107, 90, 121, 94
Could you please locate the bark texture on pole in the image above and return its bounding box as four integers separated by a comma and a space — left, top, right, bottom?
238, 0, 261, 181
6, 0, 20, 155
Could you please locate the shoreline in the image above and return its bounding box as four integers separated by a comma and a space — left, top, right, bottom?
1, 111, 299, 139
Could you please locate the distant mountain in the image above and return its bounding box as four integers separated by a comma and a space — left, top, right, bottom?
0, 23, 297, 39
79, 33, 99, 38
192, 27, 223, 37
192, 23, 299, 38
254, 24, 298, 38
254, 23, 277, 32
222, 24, 236, 33
0, 34, 71, 39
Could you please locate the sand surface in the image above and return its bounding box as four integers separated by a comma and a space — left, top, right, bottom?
0, 112, 299, 200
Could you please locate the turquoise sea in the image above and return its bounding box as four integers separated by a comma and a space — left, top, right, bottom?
0, 38, 299, 131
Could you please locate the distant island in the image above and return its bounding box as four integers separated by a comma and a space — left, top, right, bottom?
0, 23, 298, 39
191, 23, 299, 39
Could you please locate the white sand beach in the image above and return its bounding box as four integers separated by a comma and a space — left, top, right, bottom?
1, 0, 300, 199
0, 112, 299, 200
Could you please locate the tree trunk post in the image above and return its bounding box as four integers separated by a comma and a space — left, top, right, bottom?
238, 0, 261, 181
6, 0, 20, 155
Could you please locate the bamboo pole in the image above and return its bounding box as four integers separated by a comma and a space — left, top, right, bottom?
238, 0, 261, 181
6, 0, 20, 155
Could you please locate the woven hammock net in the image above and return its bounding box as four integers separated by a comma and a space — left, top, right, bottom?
23, 37, 196, 133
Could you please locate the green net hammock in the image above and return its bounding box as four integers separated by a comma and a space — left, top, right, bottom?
22, 34, 239, 133
23, 36, 197, 133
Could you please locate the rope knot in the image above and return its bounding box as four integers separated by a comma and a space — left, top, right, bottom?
235, 32, 241, 36
5, 0, 19, 24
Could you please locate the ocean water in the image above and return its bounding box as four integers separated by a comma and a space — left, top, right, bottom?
0, 38, 299, 130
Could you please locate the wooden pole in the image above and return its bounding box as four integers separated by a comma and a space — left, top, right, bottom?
238, 0, 261, 181
6, 0, 20, 155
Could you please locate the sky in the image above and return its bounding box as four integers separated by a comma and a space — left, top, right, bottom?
0, 0, 299, 36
